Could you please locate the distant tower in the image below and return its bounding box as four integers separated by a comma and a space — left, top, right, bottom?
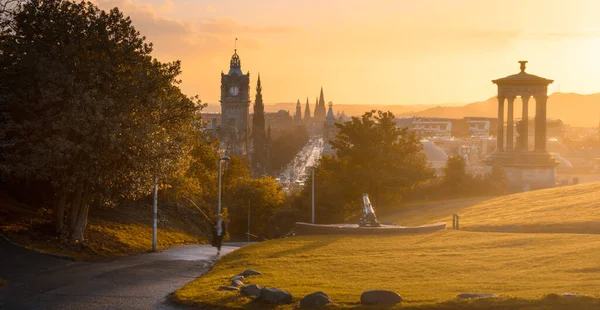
251, 74, 267, 175
325, 101, 336, 138
294, 99, 302, 124
220, 48, 250, 156
304, 97, 311, 122
323, 101, 337, 156
313, 87, 327, 132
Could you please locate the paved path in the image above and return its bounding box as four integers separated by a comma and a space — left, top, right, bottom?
0, 237, 242, 310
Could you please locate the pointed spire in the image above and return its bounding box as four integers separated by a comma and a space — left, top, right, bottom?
256, 74, 262, 95
319, 87, 324, 105
304, 97, 311, 121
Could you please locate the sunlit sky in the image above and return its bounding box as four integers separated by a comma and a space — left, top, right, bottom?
95, 0, 600, 106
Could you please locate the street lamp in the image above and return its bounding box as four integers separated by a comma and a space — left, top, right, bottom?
307, 166, 316, 224
248, 190, 255, 243
217, 156, 230, 215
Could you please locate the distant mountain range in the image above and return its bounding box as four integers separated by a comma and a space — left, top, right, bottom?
203, 92, 600, 127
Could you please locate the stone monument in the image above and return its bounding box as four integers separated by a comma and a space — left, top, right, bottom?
484, 61, 558, 191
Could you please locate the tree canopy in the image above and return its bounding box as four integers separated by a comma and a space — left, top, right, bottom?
0, 0, 201, 239
296, 110, 434, 223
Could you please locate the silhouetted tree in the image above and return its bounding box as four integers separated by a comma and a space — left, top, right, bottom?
295, 110, 434, 223
0, 0, 200, 240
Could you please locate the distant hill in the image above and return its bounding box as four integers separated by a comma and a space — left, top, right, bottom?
203, 102, 446, 116
203, 92, 600, 127
405, 93, 600, 127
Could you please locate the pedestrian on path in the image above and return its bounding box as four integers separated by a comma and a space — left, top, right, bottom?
211, 214, 227, 256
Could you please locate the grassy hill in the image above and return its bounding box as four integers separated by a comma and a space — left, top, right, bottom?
455, 183, 600, 234
174, 232, 600, 309
382, 183, 600, 234
0, 192, 208, 261
174, 183, 600, 309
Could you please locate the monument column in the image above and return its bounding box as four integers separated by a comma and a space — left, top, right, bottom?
521, 96, 529, 151
496, 96, 505, 152
506, 97, 515, 151
534, 95, 547, 151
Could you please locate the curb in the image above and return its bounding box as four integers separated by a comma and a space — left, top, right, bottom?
0, 231, 77, 261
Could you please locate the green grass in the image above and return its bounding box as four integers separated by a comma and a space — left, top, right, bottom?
0, 192, 207, 261
452, 183, 600, 234
380, 198, 488, 226
174, 231, 600, 309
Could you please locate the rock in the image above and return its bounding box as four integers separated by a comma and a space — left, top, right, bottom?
300, 291, 333, 308
257, 287, 293, 304
231, 279, 244, 287
456, 293, 498, 299
360, 290, 403, 305
240, 284, 263, 297
239, 269, 262, 277
218, 286, 239, 291
230, 275, 245, 282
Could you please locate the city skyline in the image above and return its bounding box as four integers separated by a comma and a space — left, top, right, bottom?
94, 0, 600, 105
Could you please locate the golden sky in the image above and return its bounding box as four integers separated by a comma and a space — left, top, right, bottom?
95, 0, 600, 106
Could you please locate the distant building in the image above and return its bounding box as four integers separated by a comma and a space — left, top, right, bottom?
201, 112, 221, 138
263, 110, 294, 133
294, 99, 302, 124
219, 49, 250, 157
323, 102, 338, 156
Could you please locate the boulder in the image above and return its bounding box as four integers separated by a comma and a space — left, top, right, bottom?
218, 286, 239, 291
231, 279, 244, 287
360, 290, 403, 305
257, 287, 293, 304
230, 275, 245, 282
300, 291, 333, 308
456, 293, 498, 299
239, 269, 262, 277
240, 284, 263, 297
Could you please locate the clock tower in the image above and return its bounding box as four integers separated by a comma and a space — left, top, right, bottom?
220, 49, 251, 156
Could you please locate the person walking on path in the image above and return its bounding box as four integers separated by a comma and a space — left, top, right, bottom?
211, 214, 227, 256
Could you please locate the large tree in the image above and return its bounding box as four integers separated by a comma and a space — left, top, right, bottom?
297, 110, 434, 223
0, 0, 200, 240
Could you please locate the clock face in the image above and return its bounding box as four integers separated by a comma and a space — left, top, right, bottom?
229, 86, 240, 96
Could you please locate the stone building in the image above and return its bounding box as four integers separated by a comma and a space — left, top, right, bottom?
484, 61, 559, 191
220, 49, 251, 157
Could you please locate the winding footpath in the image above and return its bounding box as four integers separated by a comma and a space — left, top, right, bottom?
0, 237, 241, 310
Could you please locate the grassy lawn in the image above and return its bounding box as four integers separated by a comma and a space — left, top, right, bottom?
452, 183, 600, 234
174, 231, 600, 309
0, 192, 207, 261
379, 198, 489, 226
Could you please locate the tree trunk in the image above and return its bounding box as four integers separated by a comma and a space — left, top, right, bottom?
70, 183, 90, 241
70, 202, 89, 241
69, 183, 84, 231
54, 189, 67, 234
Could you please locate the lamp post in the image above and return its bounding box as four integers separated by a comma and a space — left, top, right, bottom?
152, 177, 158, 252
307, 166, 316, 224
217, 156, 230, 215
247, 190, 255, 243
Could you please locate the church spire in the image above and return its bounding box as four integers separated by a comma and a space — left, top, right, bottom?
256, 74, 262, 101
319, 87, 325, 108
304, 97, 311, 121
251, 73, 266, 176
